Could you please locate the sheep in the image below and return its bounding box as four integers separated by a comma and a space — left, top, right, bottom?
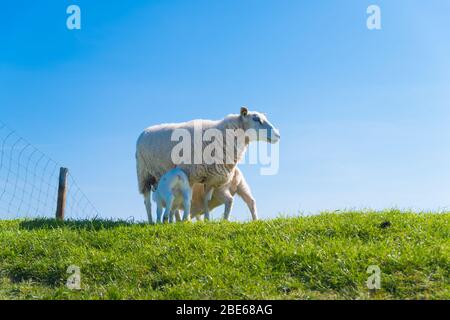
136, 107, 280, 223
168, 167, 257, 222
191, 167, 257, 221
152, 167, 192, 224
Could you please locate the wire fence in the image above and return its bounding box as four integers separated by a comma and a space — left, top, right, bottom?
0, 121, 100, 220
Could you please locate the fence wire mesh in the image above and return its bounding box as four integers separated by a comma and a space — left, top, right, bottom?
0, 121, 99, 220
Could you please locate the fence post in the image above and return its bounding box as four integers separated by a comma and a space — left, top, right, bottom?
56, 167, 68, 221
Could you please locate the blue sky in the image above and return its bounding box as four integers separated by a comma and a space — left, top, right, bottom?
1, 1, 450, 221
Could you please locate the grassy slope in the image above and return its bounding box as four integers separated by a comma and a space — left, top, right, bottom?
0, 210, 448, 300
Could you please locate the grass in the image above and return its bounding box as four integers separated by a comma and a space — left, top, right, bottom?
0, 210, 448, 300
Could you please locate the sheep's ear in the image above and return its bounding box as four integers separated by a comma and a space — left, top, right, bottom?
240, 106, 248, 117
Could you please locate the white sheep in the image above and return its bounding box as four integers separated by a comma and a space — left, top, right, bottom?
136, 107, 280, 223
152, 167, 192, 224
169, 167, 257, 222
191, 167, 257, 221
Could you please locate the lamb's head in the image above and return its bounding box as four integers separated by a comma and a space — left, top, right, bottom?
240, 107, 280, 144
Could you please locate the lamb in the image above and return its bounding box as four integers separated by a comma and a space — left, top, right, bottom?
191, 167, 257, 221
169, 167, 257, 222
136, 107, 280, 223
152, 167, 192, 224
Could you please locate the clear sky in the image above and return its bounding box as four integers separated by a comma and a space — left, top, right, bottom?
1, 1, 450, 221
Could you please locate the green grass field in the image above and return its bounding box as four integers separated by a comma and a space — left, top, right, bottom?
0, 210, 448, 300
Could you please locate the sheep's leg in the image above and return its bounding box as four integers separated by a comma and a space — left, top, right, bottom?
144, 191, 153, 224
182, 189, 192, 221
213, 189, 234, 221
163, 210, 170, 224
169, 210, 181, 223
203, 187, 214, 221
156, 204, 163, 224
222, 192, 234, 221
174, 210, 182, 223
169, 210, 176, 223
163, 208, 171, 224
163, 196, 174, 224
236, 179, 258, 221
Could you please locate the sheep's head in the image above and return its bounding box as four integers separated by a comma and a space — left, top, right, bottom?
240, 107, 280, 144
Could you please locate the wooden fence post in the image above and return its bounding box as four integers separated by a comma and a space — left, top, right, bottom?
56, 167, 68, 221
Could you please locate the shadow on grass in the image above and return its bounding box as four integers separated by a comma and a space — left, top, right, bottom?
19, 218, 145, 231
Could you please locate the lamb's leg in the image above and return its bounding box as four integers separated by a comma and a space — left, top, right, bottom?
174, 210, 182, 223
169, 210, 179, 223
156, 207, 163, 224
236, 178, 258, 221
144, 191, 153, 224
182, 189, 192, 222
163, 208, 171, 224
163, 196, 174, 224
156, 204, 163, 224
169, 210, 177, 223
222, 191, 234, 221
163, 210, 170, 224
203, 186, 214, 221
